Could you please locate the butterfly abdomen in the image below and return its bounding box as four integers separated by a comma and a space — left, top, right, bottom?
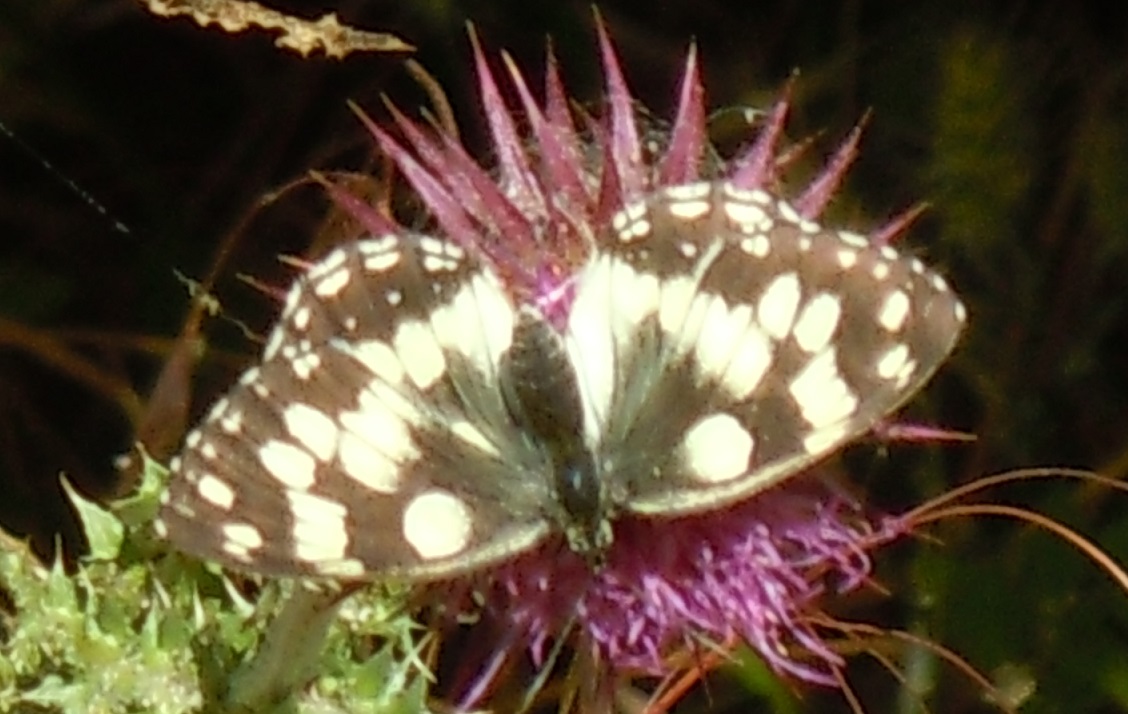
502, 307, 610, 560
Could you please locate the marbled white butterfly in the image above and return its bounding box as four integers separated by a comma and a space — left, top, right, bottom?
156, 178, 966, 581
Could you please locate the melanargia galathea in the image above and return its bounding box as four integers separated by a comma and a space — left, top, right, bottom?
156, 179, 965, 581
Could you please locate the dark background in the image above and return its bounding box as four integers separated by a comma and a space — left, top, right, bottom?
2, 1, 1127, 712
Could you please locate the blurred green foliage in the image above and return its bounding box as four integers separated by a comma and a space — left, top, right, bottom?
0, 455, 430, 713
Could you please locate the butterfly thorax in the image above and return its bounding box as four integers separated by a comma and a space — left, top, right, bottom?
502, 307, 612, 565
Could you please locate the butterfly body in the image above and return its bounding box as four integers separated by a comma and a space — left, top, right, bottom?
501, 307, 611, 562
157, 180, 965, 582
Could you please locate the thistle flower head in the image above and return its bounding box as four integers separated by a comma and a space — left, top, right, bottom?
327, 20, 935, 710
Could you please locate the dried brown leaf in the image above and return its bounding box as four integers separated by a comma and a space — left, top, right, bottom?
138, 0, 413, 58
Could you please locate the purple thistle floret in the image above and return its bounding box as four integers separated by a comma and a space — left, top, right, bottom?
472, 482, 894, 685
329, 20, 919, 704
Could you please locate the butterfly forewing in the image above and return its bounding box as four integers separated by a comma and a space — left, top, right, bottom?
573, 181, 966, 515
158, 235, 553, 580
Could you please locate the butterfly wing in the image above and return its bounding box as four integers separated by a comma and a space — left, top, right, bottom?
158, 235, 552, 580
566, 181, 966, 515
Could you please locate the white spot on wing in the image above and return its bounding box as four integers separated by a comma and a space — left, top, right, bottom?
417, 236, 444, 255
430, 272, 515, 375
292, 306, 311, 331
776, 199, 802, 224
740, 234, 770, 257
567, 255, 616, 442
280, 283, 302, 317
877, 343, 911, 380
609, 258, 660, 328
788, 348, 858, 428
954, 300, 968, 323
198, 474, 235, 509
263, 326, 285, 361
725, 201, 769, 229
695, 295, 753, 385
757, 272, 802, 340
668, 199, 710, 220
803, 422, 850, 455
403, 490, 473, 559
896, 358, 918, 387
221, 522, 263, 558
314, 268, 351, 297
206, 397, 229, 422
450, 420, 500, 457
792, 293, 842, 353
672, 289, 713, 355
658, 275, 697, 337
837, 231, 869, 249
422, 254, 459, 272
359, 233, 398, 254
307, 247, 347, 280
283, 403, 339, 461
338, 388, 419, 466
289, 491, 350, 562
290, 352, 321, 380
338, 432, 402, 492
682, 413, 754, 483
339, 339, 404, 384
393, 320, 446, 389
613, 201, 651, 241
722, 322, 773, 399
258, 440, 317, 489
220, 410, 243, 434
471, 272, 516, 367
364, 251, 401, 272
878, 290, 911, 332
664, 181, 711, 200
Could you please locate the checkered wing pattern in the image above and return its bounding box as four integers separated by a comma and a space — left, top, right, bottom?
157, 235, 553, 579
568, 181, 965, 514
158, 179, 965, 580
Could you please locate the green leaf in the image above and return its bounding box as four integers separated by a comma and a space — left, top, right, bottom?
62, 476, 123, 561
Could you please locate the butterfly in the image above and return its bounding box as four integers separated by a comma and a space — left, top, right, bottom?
156, 179, 965, 581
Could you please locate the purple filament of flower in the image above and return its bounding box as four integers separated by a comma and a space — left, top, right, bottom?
459, 480, 896, 686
